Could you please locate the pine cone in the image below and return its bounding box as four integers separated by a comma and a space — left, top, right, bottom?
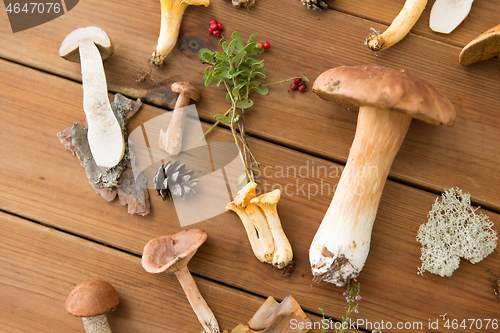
300, 0, 332, 10
153, 161, 198, 200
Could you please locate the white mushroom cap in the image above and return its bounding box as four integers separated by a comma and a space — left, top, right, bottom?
59, 26, 114, 63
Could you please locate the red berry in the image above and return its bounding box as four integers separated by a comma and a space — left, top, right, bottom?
256, 42, 263, 49
290, 82, 299, 91
208, 27, 214, 34
212, 30, 221, 37
217, 23, 223, 31
210, 23, 218, 30
209, 19, 217, 25
263, 42, 270, 49
298, 83, 307, 92
294, 78, 302, 84
210, 65, 215, 70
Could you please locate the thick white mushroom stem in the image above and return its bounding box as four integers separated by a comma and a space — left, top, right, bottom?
365, 0, 427, 51
310, 106, 412, 286
251, 190, 293, 269
79, 39, 124, 168
81, 314, 112, 333
175, 266, 220, 333
245, 203, 275, 262
226, 202, 267, 262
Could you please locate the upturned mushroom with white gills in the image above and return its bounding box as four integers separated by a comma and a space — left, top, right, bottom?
158, 82, 202, 155
142, 229, 220, 333
65, 279, 121, 333
59, 27, 125, 168
365, 0, 427, 51
227, 182, 275, 264
310, 65, 456, 286
429, 0, 474, 34
251, 190, 293, 269
151, 0, 210, 67
459, 24, 500, 66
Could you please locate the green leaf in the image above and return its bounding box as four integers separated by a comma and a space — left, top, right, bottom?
243, 43, 256, 53
198, 48, 214, 61
253, 70, 268, 79
236, 99, 253, 109
214, 114, 230, 126
232, 86, 240, 98
231, 50, 247, 66
228, 39, 237, 56
216, 53, 229, 62
221, 69, 232, 79
231, 32, 244, 51
253, 85, 269, 95
221, 41, 229, 54
300, 75, 309, 83
247, 34, 258, 44
226, 92, 232, 103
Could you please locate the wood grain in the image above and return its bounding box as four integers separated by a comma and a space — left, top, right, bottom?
0, 211, 335, 332
1, 59, 500, 332
0, 0, 499, 210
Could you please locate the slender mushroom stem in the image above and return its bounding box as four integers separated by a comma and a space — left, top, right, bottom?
162, 94, 190, 155
365, 0, 427, 51
81, 314, 112, 333
310, 106, 412, 286
159, 82, 201, 155
175, 266, 220, 333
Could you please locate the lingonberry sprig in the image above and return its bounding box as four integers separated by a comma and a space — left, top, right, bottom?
199, 31, 307, 184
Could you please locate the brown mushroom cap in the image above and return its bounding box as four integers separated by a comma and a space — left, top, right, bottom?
65, 279, 121, 317
142, 229, 207, 274
459, 24, 500, 65
312, 65, 456, 126
171, 82, 202, 102
59, 26, 114, 63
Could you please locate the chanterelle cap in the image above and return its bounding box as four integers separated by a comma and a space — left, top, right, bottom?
313, 65, 456, 126
171, 82, 202, 102
59, 26, 114, 63
142, 229, 208, 274
65, 279, 121, 317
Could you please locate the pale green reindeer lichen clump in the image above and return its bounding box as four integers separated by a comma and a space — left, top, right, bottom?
417, 187, 497, 277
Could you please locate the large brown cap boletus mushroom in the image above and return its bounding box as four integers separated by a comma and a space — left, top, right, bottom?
159, 82, 202, 155
65, 279, 121, 333
459, 24, 500, 66
59, 26, 125, 169
142, 229, 220, 333
309, 65, 456, 286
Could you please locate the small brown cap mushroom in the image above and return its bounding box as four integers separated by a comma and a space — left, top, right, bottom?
459, 24, 500, 66
65, 279, 121, 317
142, 229, 208, 274
171, 82, 202, 102
59, 26, 114, 63
312, 65, 456, 126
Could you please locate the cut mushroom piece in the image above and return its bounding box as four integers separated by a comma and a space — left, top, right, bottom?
158, 82, 202, 155
310, 65, 456, 286
59, 26, 125, 168
250, 190, 293, 269
151, 0, 210, 67
142, 229, 219, 333
65, 279, 121, 333
366, 0, 427, 51
430, 0, 474, 34
459, 24, 500, 65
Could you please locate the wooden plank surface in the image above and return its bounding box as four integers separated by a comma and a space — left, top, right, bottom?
0, 0, 500, 212
1, 58, 500, 332
0, 211, 332, 332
